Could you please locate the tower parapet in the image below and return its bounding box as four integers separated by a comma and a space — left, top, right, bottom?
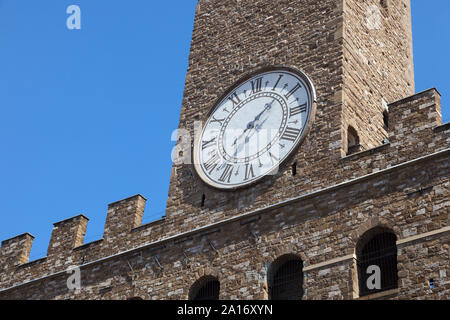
104, 195, 146, 248
1, 233, 34, 269
47, 215, 89, 260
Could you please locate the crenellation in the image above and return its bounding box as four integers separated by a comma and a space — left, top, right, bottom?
0, 233, 34, 271
47, 215, 88, 258
104, 194, 147, 245
389, 89, 442, 155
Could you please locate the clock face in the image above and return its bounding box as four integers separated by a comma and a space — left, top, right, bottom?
194, 67, 315, 190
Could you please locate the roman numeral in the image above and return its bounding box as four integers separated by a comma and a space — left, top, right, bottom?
210, 116, 225, 126
219, 164, 234, 183
228, 92, 241, 107
244, 163, 255, 181
269, 152, 280, 165
281, 127, 301, 142
285, 83, 302, 99
272, 75, 283, 91
204, 153, 220, 174
202, 137, 216, 150
290, 103, 307, 117
251, 77, 263, 94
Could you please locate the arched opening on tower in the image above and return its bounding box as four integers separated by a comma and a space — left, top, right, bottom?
189, 276, 220, 300
356, 227, 398, 297
268, 254, 303, 300
347, 126, 361, 155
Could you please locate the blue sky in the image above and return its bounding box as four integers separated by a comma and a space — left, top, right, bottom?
0, 1, 449, 261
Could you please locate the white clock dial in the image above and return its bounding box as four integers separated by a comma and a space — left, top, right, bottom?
194, 67, 316, 190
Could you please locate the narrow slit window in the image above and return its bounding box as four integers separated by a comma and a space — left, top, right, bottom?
383, 110, 389, 129
347, 126, 361, 155
201, 194, 206, 207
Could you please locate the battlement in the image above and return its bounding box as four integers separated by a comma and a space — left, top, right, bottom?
1, 233, 34, 270
389, 88, 442, 141
1, 88, 449, 292
336, 88, 448, 178
47, 215, 89, 258
104, 195, 146, 244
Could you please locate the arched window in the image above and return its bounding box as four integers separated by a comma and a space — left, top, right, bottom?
356, 228, 398, 297
347, 126, 361, 155
189, 276, 220, 300
268, 254, 303, 300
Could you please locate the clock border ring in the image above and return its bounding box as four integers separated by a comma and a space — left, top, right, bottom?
192, 65, 318, 191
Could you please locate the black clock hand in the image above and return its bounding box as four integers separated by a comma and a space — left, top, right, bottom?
255, 117, 268, 132
241, 100, 275, 144
254, 99, 275, 121
232, 120, 257, 147
245, 117, 268, 144
232, 99, 276, 147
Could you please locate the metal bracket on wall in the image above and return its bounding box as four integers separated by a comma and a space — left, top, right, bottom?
126, 260, 134, 273
182, 250, 190, 262
405, 185, 434, 197
126, 259, 138, 283
176, 243, 191, 266
208, 239, 219, 254
154, 256, 163, 270
249, 230, 259, 242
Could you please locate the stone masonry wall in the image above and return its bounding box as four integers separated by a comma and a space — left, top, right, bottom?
0, 88, 448, 299
341, 0, 415, 153
342, 0, 414, 154
0, 150, 448, 299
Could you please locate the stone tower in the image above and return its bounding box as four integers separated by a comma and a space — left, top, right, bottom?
0, 0, 448, 300
166, 0, 415, 229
